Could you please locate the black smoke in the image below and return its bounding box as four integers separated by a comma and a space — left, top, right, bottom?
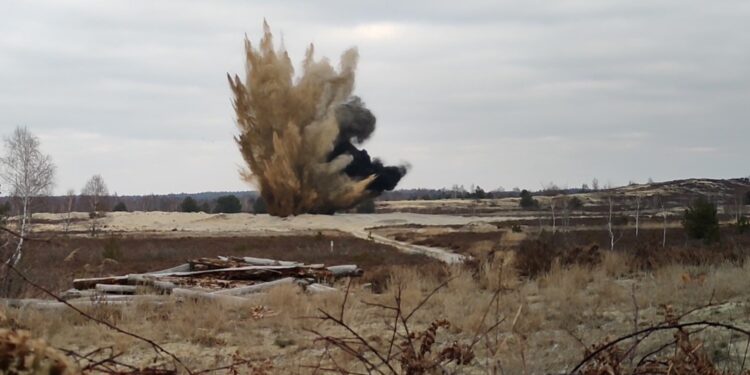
330, 97, 407, 194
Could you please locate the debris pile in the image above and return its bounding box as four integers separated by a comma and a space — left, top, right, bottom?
3, 256, 363, 310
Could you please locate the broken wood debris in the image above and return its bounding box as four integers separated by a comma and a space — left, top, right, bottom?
4, 256, 363, 309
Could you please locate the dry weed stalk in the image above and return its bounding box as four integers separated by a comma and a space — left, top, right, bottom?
0, 225, 272, 375
0, 319, 77, 374
573, 304, 750, 375
307, 278, 504, 374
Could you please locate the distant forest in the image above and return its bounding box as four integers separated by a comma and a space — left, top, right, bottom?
0, 186, 578, 215
1, 178, 747, 215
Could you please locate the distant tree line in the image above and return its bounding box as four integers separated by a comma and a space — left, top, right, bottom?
0, 191, 266, 215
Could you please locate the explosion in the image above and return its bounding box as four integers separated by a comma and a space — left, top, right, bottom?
228, 23, 407, 217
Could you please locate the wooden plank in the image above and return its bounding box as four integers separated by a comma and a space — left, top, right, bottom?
148, 263, 191, 274
73, 276, 129, 290
95, 284, 137, 294
164, 265, 330, 281
238, 256, 302, 267
60, 288, 97, 300
306, 283, 338, 293
1, 296, 166, 311
172, 288, 254, 306
127, 274, 176, 293
212, 277, 296, 296
327, 265, 363, 277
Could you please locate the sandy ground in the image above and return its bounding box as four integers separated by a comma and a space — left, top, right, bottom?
31, 212, 518, 263
34, 211, 513, 233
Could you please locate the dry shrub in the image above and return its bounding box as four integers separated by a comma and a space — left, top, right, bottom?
0, 310, 77, 375
515, 232, 558, 278
560, 244, 602, 268
577, 306, 750, 375
600, 251, 633, 278
0, 328, 77, 375
398, 319, 475, 374
476, 255, 519, 291
629, 237, 747, 271
310, 279, 497, 375
361, 263, 448, 295
708, 260, 750, 301
515, 232, 601, 278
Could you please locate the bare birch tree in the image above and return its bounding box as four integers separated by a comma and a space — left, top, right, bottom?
0, 126, 56, 268
64, 188, 76, 234
731, 187, 747, 224
550, 197, 557, 233
607, 195, 624, 251
550, 195, 570, 233
82, 174, 108, 236
660, 196, 668, 248
634, 194, 642, 238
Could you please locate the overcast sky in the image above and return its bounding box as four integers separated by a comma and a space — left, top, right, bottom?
1, 0, 748, 195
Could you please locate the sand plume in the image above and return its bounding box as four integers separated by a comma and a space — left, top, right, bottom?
228, 22, 407, 216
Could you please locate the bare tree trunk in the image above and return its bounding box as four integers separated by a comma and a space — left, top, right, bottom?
608, 197, 615, 250
551, 201, 556, 234
735, 192, 744, 224
65, 206, 72, 234
662, 202, 667, 248
8, 196, 29, 267
635, 195, 641, 238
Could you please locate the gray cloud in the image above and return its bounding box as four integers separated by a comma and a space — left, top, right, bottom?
0, 0, 748, 194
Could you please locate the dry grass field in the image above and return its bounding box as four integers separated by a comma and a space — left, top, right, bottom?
2, 186, 750, 374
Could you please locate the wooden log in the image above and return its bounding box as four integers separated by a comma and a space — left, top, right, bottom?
172, 288, 254, 306
60, 288, 97, 300
73, 276, 129, 290
165, 265, 330, 281
189, 257, 247, 271
327, 265, 363, 277
1, 298, 51, 309
95, 284, 137, 295
1, 296, 166, 311
212, 277, 296, 296
68, 295, 164, 303
127, 274, 176, 293
306, 283, 338, 294
148, 263, 191, 274
191, 257, 306, 270
238, 256, 302, 267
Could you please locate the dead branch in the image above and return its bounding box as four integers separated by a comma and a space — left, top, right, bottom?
1, 261, 193, 374
570, 321, 750, 374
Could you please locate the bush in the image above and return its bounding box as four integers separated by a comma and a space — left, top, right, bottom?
682, 196, 720, 243
519, 189, 538, 209
252, 197, 268, 214
102, 236, 122, 261
736, 216, 749, 234
214, 195, 242, 213
515, 232, 559, 278
569, 196, 583, 210
180, 196, 200, 213
0, 201, 9, 225
355, 199, 376, 213
112, 201, 128, 212
515, 232, 603, 278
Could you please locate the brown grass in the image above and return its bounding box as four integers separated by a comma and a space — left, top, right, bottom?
12, 233, 438, 297
4, 224, 750, 373
7, 254, 750, 373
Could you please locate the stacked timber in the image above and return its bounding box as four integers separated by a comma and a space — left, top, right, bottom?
2, 256, 363, 310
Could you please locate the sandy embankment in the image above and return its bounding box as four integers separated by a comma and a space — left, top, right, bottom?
30, 211, 512, 263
